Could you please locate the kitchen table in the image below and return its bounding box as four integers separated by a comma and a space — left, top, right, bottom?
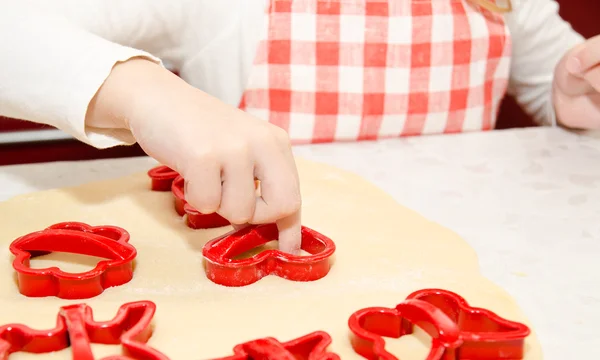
1, 126, 598, 359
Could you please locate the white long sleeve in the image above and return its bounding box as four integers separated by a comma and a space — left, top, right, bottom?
505, 0, 585, 126
0, 1, 188, 148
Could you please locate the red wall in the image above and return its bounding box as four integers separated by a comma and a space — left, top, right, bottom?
1, 0, 598, 165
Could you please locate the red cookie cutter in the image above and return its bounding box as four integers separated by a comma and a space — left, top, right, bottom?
10, 222, 137, 299
348, 288, 531, 360
215, 331, 340, 360
147, 165, 179, 191
169, 175, 187, 216
147, 165, 230, 229
202, 223, 336, 287
171, 176, 230, 229
0, 300, 169, 360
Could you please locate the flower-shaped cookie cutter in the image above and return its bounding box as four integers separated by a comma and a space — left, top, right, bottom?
0, 300, 169, 359
215, 331, 340, 360
10, 222, 137, 299
147, 165, 230, 229
348, 288, 531, 360
202, 223, 336, 287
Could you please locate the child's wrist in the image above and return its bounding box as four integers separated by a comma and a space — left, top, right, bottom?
85, 57, 190, 132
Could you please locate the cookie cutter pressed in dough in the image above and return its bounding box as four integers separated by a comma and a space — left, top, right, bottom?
215, 331, 340, 360
0, 300, 169, 360
147, 165, 230, 229
147, 165, 179, 191
171, 176, 231, 229
202, 223, 336, 287
9, 222, 137, 299
348, 288, 531, 360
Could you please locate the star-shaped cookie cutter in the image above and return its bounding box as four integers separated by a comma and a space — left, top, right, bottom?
202, 223, 336, 286
0, 300, 169, 360
215, 331, 340, 360
348, 288, 531, 360
10, 222, 137, 299
147, 165, 230, 229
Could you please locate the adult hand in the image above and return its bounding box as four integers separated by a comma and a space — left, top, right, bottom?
553, 35, 600, 130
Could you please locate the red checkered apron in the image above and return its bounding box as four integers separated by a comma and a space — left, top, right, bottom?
238, 0, 511, 144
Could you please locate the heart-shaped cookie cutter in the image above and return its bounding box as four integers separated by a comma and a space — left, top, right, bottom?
0, 300, 169, 359
147, 165, 230, 229
348, 288, 531, 360
10, 222, 137, 299
202, 223, 336, 287
215, 331, 340, 360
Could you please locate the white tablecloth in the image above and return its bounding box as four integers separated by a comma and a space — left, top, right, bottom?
2, 127, 599, 359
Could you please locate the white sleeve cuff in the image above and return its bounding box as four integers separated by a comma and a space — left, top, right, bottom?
0, 5, 164, 150
64, 47, 163, 149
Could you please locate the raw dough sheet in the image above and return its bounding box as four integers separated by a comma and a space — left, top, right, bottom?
0, 158, 542, 359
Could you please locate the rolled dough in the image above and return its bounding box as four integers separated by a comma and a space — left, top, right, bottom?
0, 158, 542, 359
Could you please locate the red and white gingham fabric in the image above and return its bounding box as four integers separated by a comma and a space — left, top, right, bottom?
238, 0, 512, 144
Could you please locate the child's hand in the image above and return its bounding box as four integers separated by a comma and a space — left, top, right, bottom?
553, 35, 600, 130
86, 59, 302, 253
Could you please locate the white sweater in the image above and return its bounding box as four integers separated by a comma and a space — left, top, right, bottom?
0, 0, 584, 148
